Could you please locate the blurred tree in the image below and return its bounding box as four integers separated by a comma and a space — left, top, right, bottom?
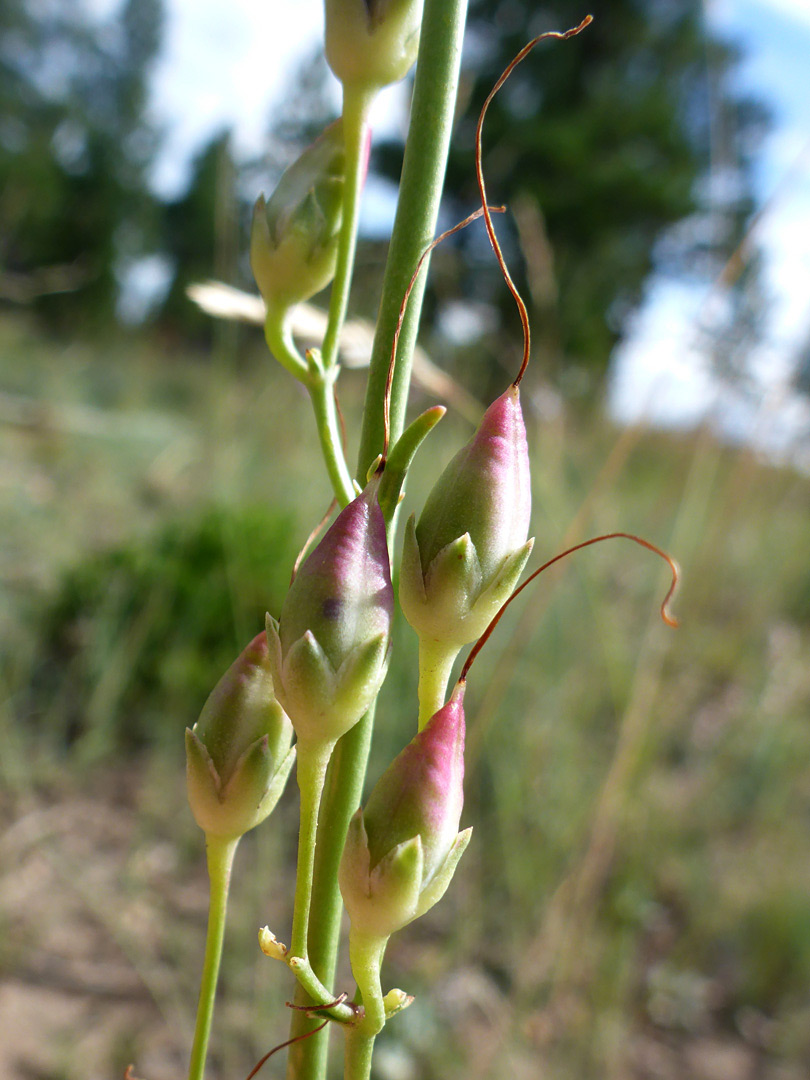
0, 0, 163, 330
374, 0, 768, 397
158, 129, 239, 340
155, 50, 338, 339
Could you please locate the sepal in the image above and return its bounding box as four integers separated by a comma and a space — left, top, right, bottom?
399, 511, 427, 608
401, 520, 534, 648
273, 627, 337, 737
368, 835, 424, 934
339, 811, 425, 938
332, 632, 391, 728
463, 536, 535, 641
268, 618, 391, 750
423, 532, 482, 626
414, 826, 472, 920
251, 121, 345, 311
185, 728, 295, 840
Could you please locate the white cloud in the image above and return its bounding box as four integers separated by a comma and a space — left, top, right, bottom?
147, 0, 410, 197
757, 0, 810, 29
150, 0, 326, 195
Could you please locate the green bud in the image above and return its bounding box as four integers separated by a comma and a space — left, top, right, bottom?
265, 479, 393, 754
186, 632, 295, 840
339, 685, 472, 939
251, 120, 345, 311
325, 0, 423, 91
400, 386, 535, 650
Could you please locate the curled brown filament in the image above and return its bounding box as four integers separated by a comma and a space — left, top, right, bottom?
244, 1019, 330, 1080
382, 204, 506, 460
461, 530, 679, 683
474, 15, 593, 386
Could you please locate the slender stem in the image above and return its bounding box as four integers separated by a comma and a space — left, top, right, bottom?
265, 313, 354, 506
290, 744, 332, 961
285, 705, 377, 1080
265, 309, 308, 380
343, 1026, 376, 1080
307, 361, 356, 507
351, 930, 388, 1036
187, 835, 239, 1080
357, 0, 470, 478
286, 955, 357, 1023
321, 85, 374, 372
287, 3, 469, 1077
343, 932, 389, 1080
417, 638, 460, 728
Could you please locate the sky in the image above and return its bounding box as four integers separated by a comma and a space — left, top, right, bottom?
609, 0, 810, 461
94, 0, 810, 458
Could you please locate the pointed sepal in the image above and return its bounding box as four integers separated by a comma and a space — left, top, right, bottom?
414, 826, 472, 920
463, 536, 535, 641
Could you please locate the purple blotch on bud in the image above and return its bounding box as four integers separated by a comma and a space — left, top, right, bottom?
266, 480, 394, 751
339, 683, 472, 939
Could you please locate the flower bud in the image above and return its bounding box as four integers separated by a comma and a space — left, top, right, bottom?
265, 480, 393, 754
251, 120, 345, 311
339, 683, 472, 939
325, 0, 423, 91
186, 632, 295, 840
400, 385, 534, 650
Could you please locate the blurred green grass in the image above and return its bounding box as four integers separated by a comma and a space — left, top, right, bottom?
1, 311, 809, 1080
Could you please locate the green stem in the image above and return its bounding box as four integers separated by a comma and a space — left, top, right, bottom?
265, 309, 308, 380
356, 0, 470, 478
187, 835, 239, 1080
265, 313, 354, 507
307, 358, 356, 507
286, 955, 357, 1023
343, 932, 389, 1080
287, 3, 469, 1077
285, 706, 377, 1080
417, 638, 461, 728
321, 85, 374, 372
343, 1026, 376, 1080
290, 744, 333, 962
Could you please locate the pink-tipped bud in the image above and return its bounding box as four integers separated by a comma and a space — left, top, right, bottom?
339, 683, 472, 939
251, 120, 345, 312
325, 0, 423, 91
400, 385, 534, 649
185, 632, 295, 839
266, 480, 394, 752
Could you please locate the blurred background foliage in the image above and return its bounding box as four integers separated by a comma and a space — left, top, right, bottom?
1, 0, 769, 387
1, 2, 809, 1080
